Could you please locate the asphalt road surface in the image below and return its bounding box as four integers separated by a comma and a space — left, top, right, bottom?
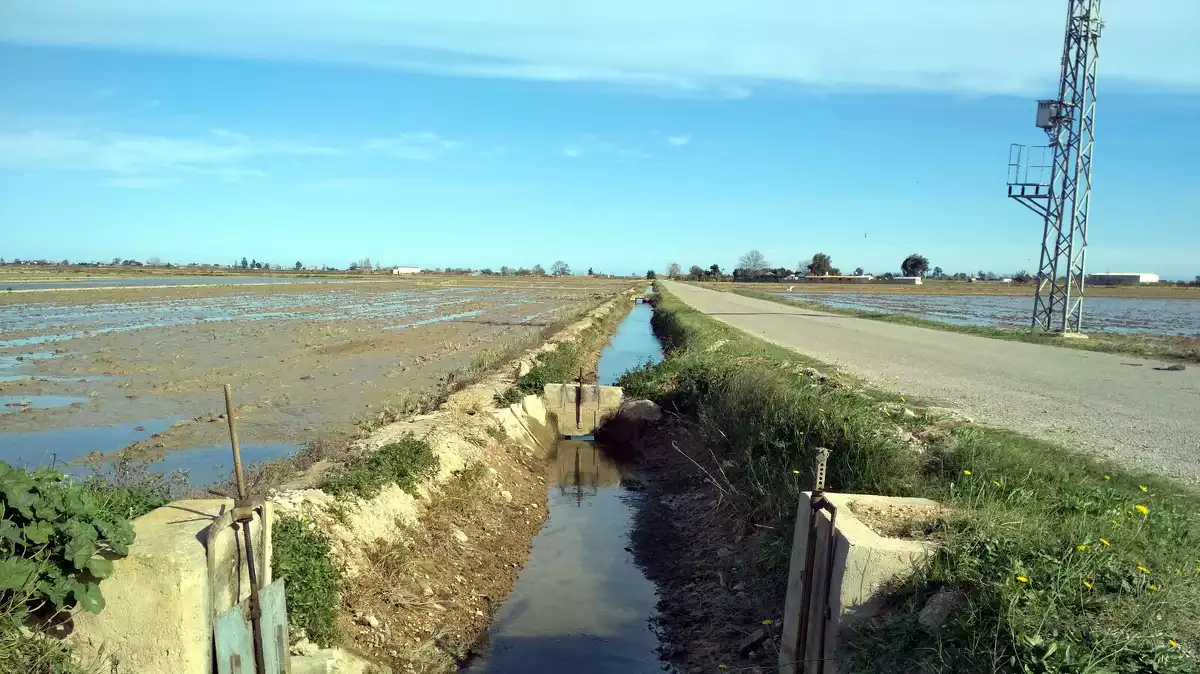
664, 281, 1200, 482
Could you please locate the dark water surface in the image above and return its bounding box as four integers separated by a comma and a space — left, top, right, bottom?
466, 299, 668, 674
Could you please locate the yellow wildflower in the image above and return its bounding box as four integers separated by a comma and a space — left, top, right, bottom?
993, 480, 1001, 487
1137, 564, 1151, 574
1016, 575, 1028, 583
1150, 585, 1160, 591
719, 665, 727, 670
1103, 474, 1110, 480
963, 470, 972, 476
1139, 485, 1148, 492
761, 619, 774, 625
1082, 580, 1093, 589
1111, 520, 1121, 527
1135, 504, 1149, 516
792, 470, 800, 475
1076, 544, 1090, 551
1176, 568, 1183, 574
819, 408, 824, 412
1169, 640, 1179, 648
1099, 538, 1110, 546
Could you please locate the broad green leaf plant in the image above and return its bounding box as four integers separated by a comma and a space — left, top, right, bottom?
0, 462, 135, 614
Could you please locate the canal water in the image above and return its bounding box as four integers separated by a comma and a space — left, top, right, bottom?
465, 301, 667, 673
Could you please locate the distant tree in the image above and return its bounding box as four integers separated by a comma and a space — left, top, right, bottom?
0, 258, 5, 265
667, 262, 681, 279
646, 270, 657, 279
901, 253, 930, 277
585, 267, 594, 276
147, 256, 162, 266
853, 267, 864, 276
113, 257, 123, 266
240, 257, 250, 269
60, 259, 70, 266
294, 261, 304, 270
738, 250, 767, 274
532, 264, 546, 276
880, 272, 895, 279
551, 260, 571, 276
348, 263, 359, 271
976, 270, 986, 280
1012, 269, 1032, 283
687, 265, 704, 280
930, 266, 944, 279
806, 253, 833, 276
250, 259, 262, 269
708, 264, 724, 281
498, 266, 512, 276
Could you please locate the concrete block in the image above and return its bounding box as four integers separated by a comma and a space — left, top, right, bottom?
778, 493, 939, 674
69, 500, 231, 674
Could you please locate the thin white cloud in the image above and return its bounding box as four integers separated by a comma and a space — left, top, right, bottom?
362, 132, 466, 161
561, 134, 648, 160
666, 135, 691, 147
0, 1, 1196, 96
0, 126, 337, 186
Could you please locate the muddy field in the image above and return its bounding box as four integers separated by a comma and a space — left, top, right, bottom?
0, 278, 630, 485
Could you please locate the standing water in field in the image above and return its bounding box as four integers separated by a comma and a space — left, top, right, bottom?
465, 301, 666, 673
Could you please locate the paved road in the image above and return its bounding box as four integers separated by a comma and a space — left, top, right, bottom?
664, 281, 1200, 482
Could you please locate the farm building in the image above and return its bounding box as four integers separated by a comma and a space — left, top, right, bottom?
880, 276, 923, 285
1085, 272, 1159, 286
390, 266, 422, 275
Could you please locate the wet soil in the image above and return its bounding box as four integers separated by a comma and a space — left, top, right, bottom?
0, 280, 626, 479
625, 419, 788, 674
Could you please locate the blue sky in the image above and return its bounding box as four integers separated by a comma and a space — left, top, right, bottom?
1, 1, 1197, 278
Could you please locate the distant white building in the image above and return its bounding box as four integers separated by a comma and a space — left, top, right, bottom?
391, 266, 421, 275
1086, 272, 1159, 286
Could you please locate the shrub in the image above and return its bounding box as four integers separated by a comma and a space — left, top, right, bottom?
272, 516, 341, 647
319, 437, 439, 500
0, 463, 136, 615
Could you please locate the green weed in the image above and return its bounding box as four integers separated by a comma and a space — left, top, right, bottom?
272, 516, 342, 648
319, 437, 439, 500
630, 287, 1200, 672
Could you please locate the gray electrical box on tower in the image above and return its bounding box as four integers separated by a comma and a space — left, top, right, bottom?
1006, 0, 1103, 333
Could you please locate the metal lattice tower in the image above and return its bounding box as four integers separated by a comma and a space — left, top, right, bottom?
1006, 0, 1103, 332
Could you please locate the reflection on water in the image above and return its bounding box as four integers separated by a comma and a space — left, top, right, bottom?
466, 441, 660, 674
554, 440, 623, 506
466, 302, 666, 674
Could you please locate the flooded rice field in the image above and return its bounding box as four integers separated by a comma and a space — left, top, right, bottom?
782, 291, 1200, 337
0, 280, 626, 486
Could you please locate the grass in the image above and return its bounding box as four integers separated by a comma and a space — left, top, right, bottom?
622, 286, 1200, 672
494, 298, 633, 406
272, 516, 343, 648
319, 436, 440, 500
727, 286, 1200, 363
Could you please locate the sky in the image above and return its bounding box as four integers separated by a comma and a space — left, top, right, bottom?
1, 1, 1197, 278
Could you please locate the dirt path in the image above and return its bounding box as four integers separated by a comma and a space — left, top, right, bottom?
663, 281, 1200, 482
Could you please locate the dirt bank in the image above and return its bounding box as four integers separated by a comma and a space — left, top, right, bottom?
266, 291, 638, 673
614, 417, 785, 673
